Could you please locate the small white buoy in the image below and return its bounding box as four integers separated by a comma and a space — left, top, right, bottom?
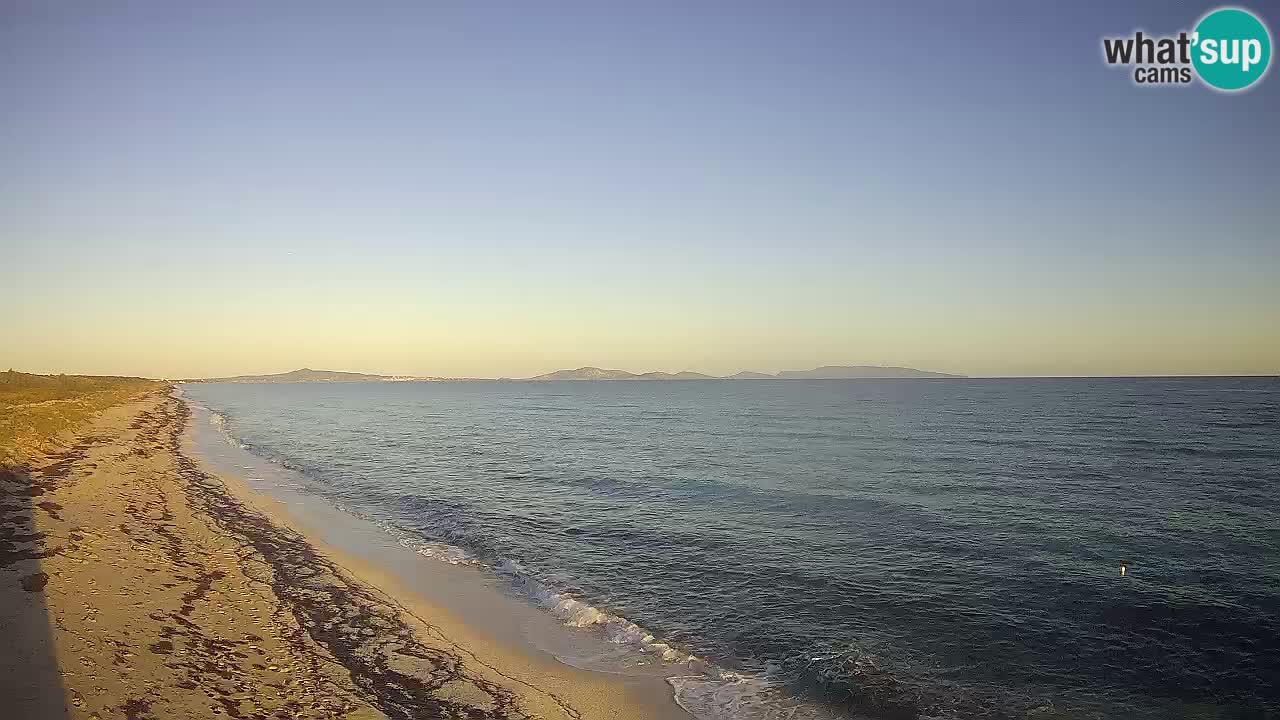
1119, 564, 1127, 577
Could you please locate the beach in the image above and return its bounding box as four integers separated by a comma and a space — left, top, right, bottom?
1, 388, 690, 720
5, 376, 1278, 719
177, 378, 1280, 720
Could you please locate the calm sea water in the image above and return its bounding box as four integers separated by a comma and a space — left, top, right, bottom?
181, 378, 1280, 719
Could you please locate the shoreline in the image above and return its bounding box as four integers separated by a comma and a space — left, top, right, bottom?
179, 392, 694, 720
180, 390, 858, 720
1, 389, 692, 719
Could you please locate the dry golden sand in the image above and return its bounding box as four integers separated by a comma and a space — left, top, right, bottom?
0, 391, 690, 720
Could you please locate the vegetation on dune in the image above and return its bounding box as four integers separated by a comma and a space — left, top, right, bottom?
0, 370, 165, 464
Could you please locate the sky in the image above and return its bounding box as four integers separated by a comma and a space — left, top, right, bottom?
3, 1, 1278, 378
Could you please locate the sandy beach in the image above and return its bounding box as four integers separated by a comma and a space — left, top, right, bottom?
1, 388, 690, 720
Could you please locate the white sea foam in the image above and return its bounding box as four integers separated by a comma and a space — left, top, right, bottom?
396, 535, 479, 566
209, 412, 248, 450
488, 557, 841, 720
670, 671, 841, 720
363, 517, 828, 720
490, 558, 701, 664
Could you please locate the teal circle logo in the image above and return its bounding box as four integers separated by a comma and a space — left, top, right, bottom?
1192, 7, 1272, 91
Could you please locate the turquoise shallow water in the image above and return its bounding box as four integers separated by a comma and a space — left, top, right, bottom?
182, 378, 1280, 719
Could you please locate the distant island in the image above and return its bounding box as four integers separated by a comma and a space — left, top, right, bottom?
184, 368, 437, 384
186, 365, 964, 383
776, 365, 963, 379
529, 368, 722, 381
527, 365, 964, 380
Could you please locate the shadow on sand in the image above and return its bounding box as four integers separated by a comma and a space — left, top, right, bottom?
1, 462, 68, 718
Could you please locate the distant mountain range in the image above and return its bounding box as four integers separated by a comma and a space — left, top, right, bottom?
526, 365, 963, 380
184, 368, 433, 384
529, 368, 721, 381
777, 365, 963, 379
186, 365, 964, 384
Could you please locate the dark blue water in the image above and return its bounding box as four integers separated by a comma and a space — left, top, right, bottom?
182, 378, 1280, 719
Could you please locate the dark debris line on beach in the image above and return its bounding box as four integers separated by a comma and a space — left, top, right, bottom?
144, 396, 581, 720
0, 430, 105, 570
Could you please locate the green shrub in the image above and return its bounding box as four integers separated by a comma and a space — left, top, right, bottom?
0, 371, 164, 464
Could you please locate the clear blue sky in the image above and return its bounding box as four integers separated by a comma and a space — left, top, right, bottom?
4, 1, 1278, 377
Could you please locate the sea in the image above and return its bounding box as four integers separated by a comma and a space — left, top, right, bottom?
180, 378, 1280, 720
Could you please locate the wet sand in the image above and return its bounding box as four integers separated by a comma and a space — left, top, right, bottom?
1, 390, 690, 719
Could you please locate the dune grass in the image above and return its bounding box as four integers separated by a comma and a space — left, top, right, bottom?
0, 370, 164, 464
